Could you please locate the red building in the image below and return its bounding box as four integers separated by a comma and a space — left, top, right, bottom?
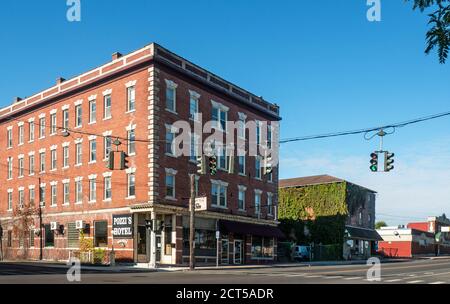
377, 215, 450, 258
0, 43, 283, 266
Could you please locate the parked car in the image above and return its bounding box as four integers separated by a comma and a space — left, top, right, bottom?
293, 245, 311, 261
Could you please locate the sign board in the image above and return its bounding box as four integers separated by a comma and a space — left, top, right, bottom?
216, 231, 220, 239
441, 226, 450, 233
112, 214, 134, 239
195, 197, 208, 211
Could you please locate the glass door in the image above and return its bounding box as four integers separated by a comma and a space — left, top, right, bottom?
221, 239, 229, 264
234, 240, 243, 265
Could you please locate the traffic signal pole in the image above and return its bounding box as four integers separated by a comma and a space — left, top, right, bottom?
189, 173, 196, 271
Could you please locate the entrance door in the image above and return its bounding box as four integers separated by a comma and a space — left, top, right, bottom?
234, 240, 243, 265
137, 226, 149, 263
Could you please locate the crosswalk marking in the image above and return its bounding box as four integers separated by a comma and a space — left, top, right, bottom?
407, 280, 424, 284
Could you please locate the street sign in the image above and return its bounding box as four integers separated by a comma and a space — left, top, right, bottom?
441, 226, 450, 233
195, 197, 208, 211
216, 231, 220, 239
112, 214, 134, 238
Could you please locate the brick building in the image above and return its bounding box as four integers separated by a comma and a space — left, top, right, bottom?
0, 43, 283, 266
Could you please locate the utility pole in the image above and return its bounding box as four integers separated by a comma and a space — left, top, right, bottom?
189, 173, 196, 271
38, 177, 43, 261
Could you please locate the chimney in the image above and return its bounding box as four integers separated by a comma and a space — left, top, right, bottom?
56, 77, 66, 85
112, 52, 123, 61
13, 97, 22, 103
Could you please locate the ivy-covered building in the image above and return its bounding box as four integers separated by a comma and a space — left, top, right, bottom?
279, 175, 382, 260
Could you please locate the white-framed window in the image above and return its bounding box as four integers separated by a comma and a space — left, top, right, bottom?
76, 143, 82, 165
89, 139, 97, 163
104, 136, 112, 160
104, 176, 112, 200
51, 149, 57, 171
218, 146, 227, 170
238, 186, 246, 211
75, 179, 83, 203
127, 129, 136, 155
237, 113, 247, 139
29, 187, 35, 206
18, 125, 24, 145
63, 182, 70, 205
255, 190, 262, 215
39, 185, 46, 206
39, 117, 46, 138
104, 94, 112, 119
63, 146, 69, 168
211, 101, 228, 131
165, 80, 177, 113
89, 178, 97, 202
75, 104, 82, 128
7, 128, 12, 148
29, 121, 35, 142
7, 190, 13, 211
165, 168, 177, 199
29, 155, 35, 176
238, 156, 246, 175
51, 184, 57, 207
62, 109, 69, 131
189, 133, 199, 162
7, 157, 13, 179
267, 124, 273, 149
255, 157, 262, 179
189, 90, 200, 120
39, 152, 46, 173
89, 99, 97, 124
127, 173, 136, 198
256, 120, 262, 146
127, 86, 136, 112
18, 157, 24, 178
211, 181, 227, 208
267, 193, 274, 216
165, 125, 176, 156
18, 189, 24, 209
50, 113, 57, 135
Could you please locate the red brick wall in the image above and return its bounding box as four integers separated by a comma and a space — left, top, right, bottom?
378, 241, 412, 258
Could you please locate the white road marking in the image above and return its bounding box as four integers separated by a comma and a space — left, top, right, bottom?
429, 281, 446, 285
323, 276, 343, 279
344, 277, 363, 280
304, 275, 323, 278
385, 279, 403, 282
406, 280, 424, 284
285, 274, 307, 277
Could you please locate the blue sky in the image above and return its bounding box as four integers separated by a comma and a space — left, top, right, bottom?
1, 1, 449, 225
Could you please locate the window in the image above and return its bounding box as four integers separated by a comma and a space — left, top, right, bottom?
50, 113, 57, 135
39, 185, 46, 206
104, 136, 112, 160
104, 177, 112, 200
7, 157, 13, 179
18, 125, 24, 145
267, 193, 273, 216
51, 149, 57, 170
127, 173, 136, 198
18, 157, 24, 177
255, 157, 262, 179
127, 86, 136, 112
75, 105, 82, 127
29, 230, 35, 248
104, 94, 112, 119
63, 182, 70, 205
7, 191, 13, 211
44, 224, 54, 247
39, 152, 46, 173
75, 180, 83, 203
89, 99, 96, 123
127, 129, 136, 155
39, 117, 45, 138
189, 133, 199, 162
29, 155, 35, 175
267, 124, 273, 149
211, 182, 227, 208
67, 222, 79, 249
7, 231, 12, 247
63, 146, 69, 168
89, 178, 96, 202
7, 128, 12, 148
165, 126, 175, 156
166, 173, 175, 198
255, 191, 262, 215
62, 109, 69, 131
18, 190, 24, 209
89, 139, 97, 163
238, 187, 246, 210
238, 156, 246, 175
189, 91, 200, 120
359, 212, 363, 226
51, 185, 57, 207
165, 80, 177, 112
238, 114, 246, 139
29, 122, 35, 142
94, 221, 108, 248
251, 236, 274, 259
211, 104, 228, 131
76, 143, 82, 165
256, 120, 262, 146
29, 188, 35, 207
218, 147, 227, 170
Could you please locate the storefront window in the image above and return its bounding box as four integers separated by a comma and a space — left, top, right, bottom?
94, 221, 108, 248
44, 224, 54, 247
251, 236, 274, 259
183, 228, 216, 256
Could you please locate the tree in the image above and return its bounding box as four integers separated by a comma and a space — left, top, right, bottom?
375, 221, 388, 229
407, 0, 450, 63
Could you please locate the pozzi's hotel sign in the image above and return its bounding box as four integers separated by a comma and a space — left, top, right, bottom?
112, 214, 134, 239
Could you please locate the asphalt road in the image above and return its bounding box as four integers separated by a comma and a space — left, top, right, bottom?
0, 258, 450, 284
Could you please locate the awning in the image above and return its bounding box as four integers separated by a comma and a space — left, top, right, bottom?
345, 226, 383, 241
219, 220, 285, 239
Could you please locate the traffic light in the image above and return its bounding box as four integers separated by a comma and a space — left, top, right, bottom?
384, 151, 395, 172
209, 155, 217, 176
370, 152, 378, 172
197, 155, 206, 175
107, 151, 115, 170
120, 152, 129, 170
